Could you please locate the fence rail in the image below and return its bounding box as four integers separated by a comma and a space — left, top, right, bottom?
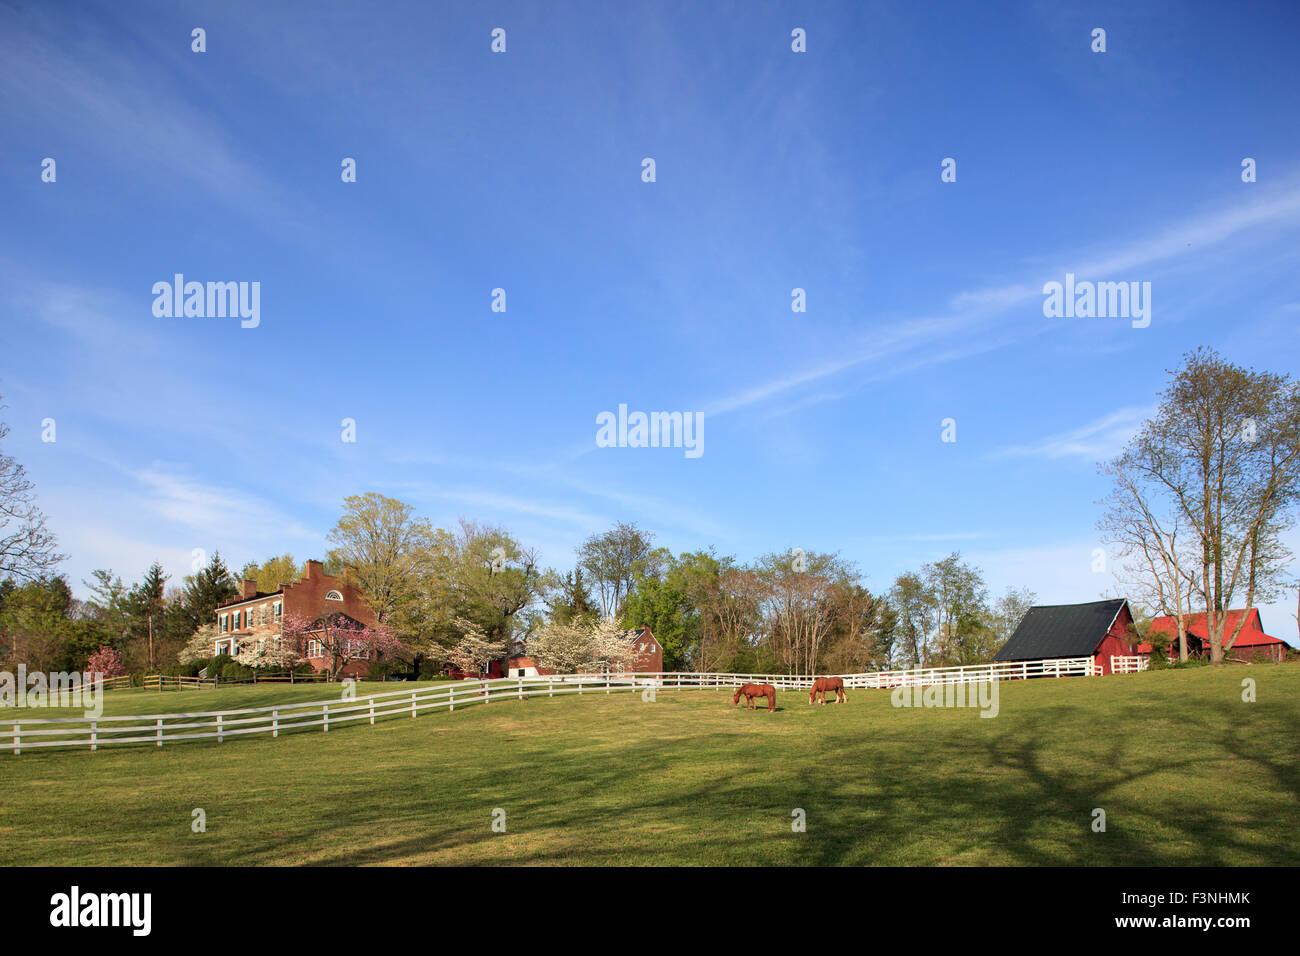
1109, 655, 1149, 674
0, 657, 1104, 755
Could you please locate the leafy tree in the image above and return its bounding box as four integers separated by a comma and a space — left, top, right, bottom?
577, 522, 658, 619
238, 553, 304, 593
327, 493, 436, 625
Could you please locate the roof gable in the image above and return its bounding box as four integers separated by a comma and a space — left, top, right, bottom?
993, 599, 1129, 662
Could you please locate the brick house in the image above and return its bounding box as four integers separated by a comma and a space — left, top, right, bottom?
213, 560, 380, 679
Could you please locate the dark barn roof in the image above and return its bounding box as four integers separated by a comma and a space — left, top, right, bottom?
993, 599, 1128, 662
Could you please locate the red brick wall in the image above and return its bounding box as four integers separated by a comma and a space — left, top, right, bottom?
215, 561, 379, 677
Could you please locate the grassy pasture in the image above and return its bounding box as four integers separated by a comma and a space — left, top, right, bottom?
1, 666, 1296, 866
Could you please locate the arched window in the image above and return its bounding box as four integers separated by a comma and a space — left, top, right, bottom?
325, 589, 344, 602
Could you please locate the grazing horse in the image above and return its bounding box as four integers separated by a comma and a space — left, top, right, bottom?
808, 676, 847, 705
733, 682, 776, 712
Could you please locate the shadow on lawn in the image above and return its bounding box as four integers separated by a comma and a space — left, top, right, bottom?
237, 691, 1300, 867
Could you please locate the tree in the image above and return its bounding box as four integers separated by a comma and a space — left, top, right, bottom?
545, 567, 598, 626
85, 646, 126, 679
1104, 349, 1300, 664
889, 572, 936, 668
1099, 467, 1198, 661
987, 586, 1036, 651
83, 569, 134, 650
129, 562, 169, 670
923, 553, 989, 665
529, 617, 633, 674
618, 550, 711, 670
577, 522, 658, 619
280, 610, 404, 681
444, 617, 507, 676
177, 552, 239, 638
0, 397, 65, 582
755, 549, 840, 676
447, 519, 541, 671
327, 493, 436, 625
239, 554, 303, 593
697, 564, 763, 672
178, 624, 219, 665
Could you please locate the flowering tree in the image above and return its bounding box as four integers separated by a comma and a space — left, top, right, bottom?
178, 624, 218, 665
529, 618, 635, 674
280, 610, 404, 681
235, 632, 303, 671
444, 617, 506, 676
85, 646, 126, 679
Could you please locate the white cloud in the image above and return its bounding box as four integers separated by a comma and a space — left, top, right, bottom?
991, 406, 1154, 461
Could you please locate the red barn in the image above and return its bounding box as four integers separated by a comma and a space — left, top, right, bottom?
993, 599, 1137, 675
1142, 608, 1291, 663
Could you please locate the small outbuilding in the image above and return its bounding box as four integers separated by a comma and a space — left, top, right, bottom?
993, 599, 1137, 675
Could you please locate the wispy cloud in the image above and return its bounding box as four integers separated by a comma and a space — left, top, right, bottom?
990, 406, 1153, 461
700, 176, 1300, 421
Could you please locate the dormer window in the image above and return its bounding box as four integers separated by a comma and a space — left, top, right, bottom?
325, 590, 344, 602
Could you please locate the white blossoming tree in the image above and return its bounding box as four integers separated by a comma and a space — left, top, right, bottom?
444, 617, 506, 676
529, 617, 636, 674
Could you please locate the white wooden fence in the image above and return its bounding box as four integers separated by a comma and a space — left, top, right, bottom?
0, 657, 1104, 755
1109, 655, 1149, 674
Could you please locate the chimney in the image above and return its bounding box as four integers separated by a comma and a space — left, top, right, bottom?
242, 578, 258, 599
306, 559, 325, 578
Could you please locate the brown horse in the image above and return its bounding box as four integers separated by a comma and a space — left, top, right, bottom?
808, 676, 847, 705
733, 682, 776, 712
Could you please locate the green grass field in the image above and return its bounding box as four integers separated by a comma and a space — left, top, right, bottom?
2, 666, 1296, 866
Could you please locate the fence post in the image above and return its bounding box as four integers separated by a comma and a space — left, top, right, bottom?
215, 714, 222, 743
90, 720, 97, 752
370, 699, 375, 725
411, 691, 417, 718
156, 718, 164, 747
13, 722, 19, 756
272, 709, 278, 738
548, 678, 553, 698
449, 685, 455, 712
323, 702, 329, 732
518, 677, 523, 701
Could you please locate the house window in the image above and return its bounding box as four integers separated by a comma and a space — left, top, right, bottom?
274, 602, 282, 620
219, 614, 227, 633
325, 590, 344, 602
260, 605, 268, 625
306, 639, 324, 658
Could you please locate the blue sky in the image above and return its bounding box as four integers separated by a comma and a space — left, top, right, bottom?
2, 0, 1299, 642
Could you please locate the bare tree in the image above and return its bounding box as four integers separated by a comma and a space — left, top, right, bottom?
1103, 349, 1300, 664
1100, 466, 1199, 660
0, 399, 65, 582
